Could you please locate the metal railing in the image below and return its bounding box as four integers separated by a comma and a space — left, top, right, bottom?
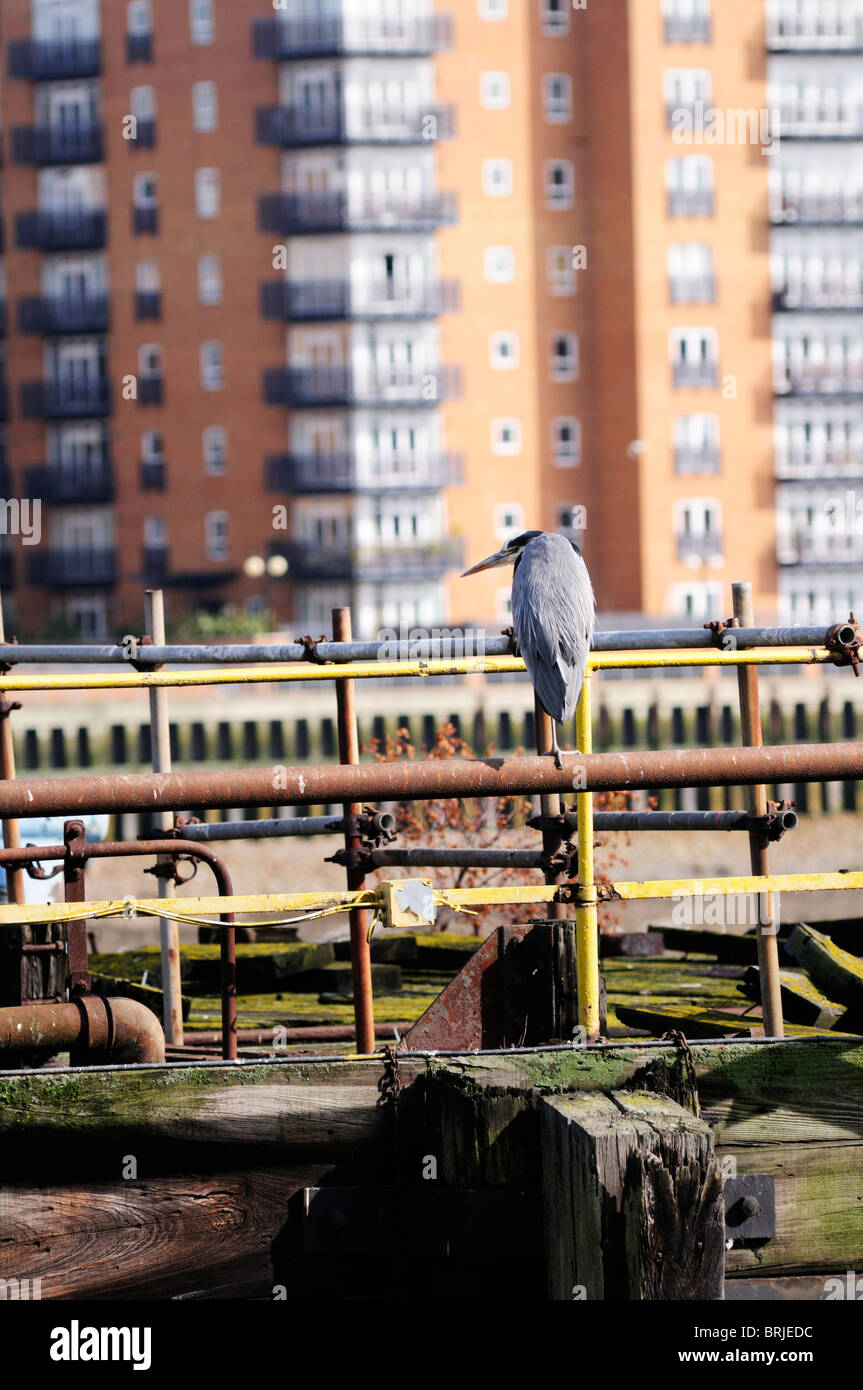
258, 189, 458, 235
12, 122, 104, 165
774, 447, 863, 479
265, 451, 464, 494
17, 293, 110, 335
256, 101, 455, 147
252, 14, 453, 59
15, 209, 107, 250
7, 37, 102, 80
263, 364, 462, 408
260, 278, 460, 321
24, 461, 114, 505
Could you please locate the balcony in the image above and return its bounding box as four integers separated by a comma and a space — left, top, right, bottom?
776, 364, 863, 396
265, 451, 464, 494
142, 546, 169, 580
133, 206, 159, 235
774, 101, 863, 139
8, 37, 101, 80
20, 378, 111, 419
138, 376, 164, 406
779, 532, 863, 565
260, 278, 460, 322
25, 547, 117, 587
674, 445, 721, 475
0, 379, 8, 422
12, 122, 104, 165
255, 101, 455, 147
135, 291, 161, 320
140, 459, 167, 490
667, 188, 714, 217
16, 208, 107, 250
24, 460, 114, 504
263, 364, 462, 409
253, 14, 453, 59
664, 16, 711, 43
775, 446, 863, 480
677, 532, 723, 563
669, 275, 716, 304
279, 536, 465, 583
673, 360, 719, 389
773, 278, 863, 311
0, 551, 14, 590
18, 293, 109, 335
767, 9, 863, 52
770, 192, 863, 226
129, 118, 157, 149
258, 189, 458, 235
127, 33, 153, 63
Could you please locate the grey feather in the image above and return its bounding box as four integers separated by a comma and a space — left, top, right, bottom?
510, 533, 596, 724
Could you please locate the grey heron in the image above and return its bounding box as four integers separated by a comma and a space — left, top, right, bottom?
462, 530, 595, 765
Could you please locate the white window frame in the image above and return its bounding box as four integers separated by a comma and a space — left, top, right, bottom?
192, 81, 218, 133
547, 245, 577, 296
491, 418, 522, 456
550, 333, 579, 382
203, 425, 228, 475
141, 429, 164, 462
552, 417, 582, 467
543, 73, 572, 123
197, 254, 222, 306
135, 260, 160, 292
480, 72, 511, 110
138, 342, 162, 376
671, 582, 723, 619
494, 503, 524, 540
127, 1, 152, 36
205, 510, 230, 562
131, 86, 156, 119
134, 172, 158, 207
195, 168, 221, 219
190, 0, 214, 46
541, 0, 570, 36
144, 516, 167, 548
478, 0, 508, 20
200, 341, 224, 391
545, 159, 574, 209
484, 245, 516, 283
482, 159, 513, 197
490, 332, 520, 371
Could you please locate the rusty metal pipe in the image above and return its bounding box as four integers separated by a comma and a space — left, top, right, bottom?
2, 741, 861, 819
183, 1022, 413, 1046
0, 996, 165, 1063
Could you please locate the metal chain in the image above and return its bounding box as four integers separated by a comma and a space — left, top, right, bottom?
660, 1028, 701, 1118
378, 1042, 402, 1114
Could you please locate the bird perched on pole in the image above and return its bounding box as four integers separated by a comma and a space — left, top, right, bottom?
462, 529, 595, 766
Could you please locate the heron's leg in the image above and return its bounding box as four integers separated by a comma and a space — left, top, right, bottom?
551, 722, 564, 771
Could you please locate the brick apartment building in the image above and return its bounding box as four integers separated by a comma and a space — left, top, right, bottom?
0, 0, 860, 639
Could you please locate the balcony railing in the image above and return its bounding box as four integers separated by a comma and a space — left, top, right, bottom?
138, 376, 164, 406
15, 208, 107, 250
18, 293, 109, 335
677, 532, 723, 562
135, 291, 161, 320
767, 9, 863, 52
667, 188, 714, 217
252, 14, 453, 59
24, 460, 114, 504
260, 278, 460, 322
775, 447, 863, 479
774, 101, 863, 138
256, 102, 455, 147
8, 37, 101, 80
669, 275, 716, 304
674, 445, 721, 475
664, 16, 711, 43
779, 532, 863, 564
20, 378, 111, 419
12, 122, 104, 165
770, 192, 863, 225
133, 205, 159, 235
0, 552, 14, 590
258, 189, 458, 235
140, 459, 167, 490
263, 364, 462, 408
142, 546, 169, 579
280, 536, 465, 583
673, 360, 719, 389
776, 363, 863, 396
127, 33, 153, 63
25, 547, 117, 587
265, 451, 464, 494
129, 118, 157, 149
773, 279, 863, 311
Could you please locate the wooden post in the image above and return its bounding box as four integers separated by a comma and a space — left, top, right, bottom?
144, 590, 183, 1046
0, 588, 24, 910
540, 1089, 725, 1300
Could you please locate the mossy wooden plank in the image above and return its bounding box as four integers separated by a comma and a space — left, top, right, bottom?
787, 924, 863, 1028
90, 942, 335, 993
740, 965, 848, 1030
650, 927, 759, 963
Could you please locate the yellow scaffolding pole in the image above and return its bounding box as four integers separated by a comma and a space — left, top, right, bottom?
575, 674, 600, 1040
0, 645, 837, 692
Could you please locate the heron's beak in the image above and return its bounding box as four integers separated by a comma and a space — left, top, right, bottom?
461, 548, 513, 577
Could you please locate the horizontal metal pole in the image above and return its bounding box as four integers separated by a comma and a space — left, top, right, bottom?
178, 815, 350, 841
0, 741, 860, 820
0, 646, 837, 692
0, 625, 840, 666
371, 848, 543, 869
544, 810, 800, 835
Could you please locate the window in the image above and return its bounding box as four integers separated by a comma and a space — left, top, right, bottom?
674, 498, 723, 562
547, 245, 577, 296
666, 155, 714, 215
671, 326, 718, 387
672, 582, 723, 619
551, 333, 579, 381
543, 74, 572, 122
206, 511, 230, 561
667, 243, 716, 302
545, 160, 574, 209
494, 503, 524, 540
198, 254, 222, 305
491, 418, 522, 455
674, 413, 720, 473
496, 588, 514, 623
479, 0, 508, 19
195, 168, 220, 219
127, 1, 152, 34
541, 0, 570, 35
200, 341, 224, 391
203, 426, 227, 475
557, 504, 584, 536
490, 332, 520, 370
142, 429, 164, 461
552, 417, 582, 466
663, 68, 712, 125
144, 516, 167, 547
190, 0, 214, 45
480, 72, 511, 109
134, 172, 158, 207
484, 245, 516, 283
139, 343, 162, 376
192, 81, 218, 133
482, 159, 513, 197
136, 260, 159, 292
663, 0, 711, 44
131, 86, 155, 119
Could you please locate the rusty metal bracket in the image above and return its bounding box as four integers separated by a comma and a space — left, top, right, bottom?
295, 633, 331, 664
63, 819, 92, 998
325, 808, 399, 873
704, 615, 739, 647
0, 697, 22, 721
724, 1174, 776, 1241
143, 853, 199, 887
541, 842, 579, 879
23, 844, 63, 881
500, 625, 519, 656
826, 613, 863, 677
760, 799, 797, 842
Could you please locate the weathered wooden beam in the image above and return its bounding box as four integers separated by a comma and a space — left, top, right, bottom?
540, 1090, 724, 1300
787, 924, 863, 1029
741, 965, 847, 1030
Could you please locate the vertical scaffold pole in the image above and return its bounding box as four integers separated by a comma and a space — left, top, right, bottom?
732, 582, 784, 1038
534, 697, 567, 921
333, 607, 375, 1055
575, 674, 600, 1040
